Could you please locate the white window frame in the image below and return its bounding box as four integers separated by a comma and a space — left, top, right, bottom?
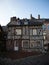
16, 21, 20, 25
42, 25, 46, 30
33, 29, 37, 35
47, 25, 49, 29
30, 28, 33, 35
15, 29, 21, 35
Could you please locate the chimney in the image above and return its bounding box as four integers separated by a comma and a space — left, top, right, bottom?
10, 17, 16, 21
38, 14, 40, 19
30, 14, 32, 19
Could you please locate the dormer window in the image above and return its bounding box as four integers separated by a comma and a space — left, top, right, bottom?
24, 21, 28, 25
17, 21, 20, 25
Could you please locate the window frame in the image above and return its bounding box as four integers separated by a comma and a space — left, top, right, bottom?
33, 29, 37, 35
47, 25, 49, 29
22, 40, 29, 48
15, 28, 21, 35
42, 25, 46, 30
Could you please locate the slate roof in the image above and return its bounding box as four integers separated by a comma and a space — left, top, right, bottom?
37, 19, 49, 23
7, 18, 43, 27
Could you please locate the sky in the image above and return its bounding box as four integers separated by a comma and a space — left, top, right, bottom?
0, 0, 49, 26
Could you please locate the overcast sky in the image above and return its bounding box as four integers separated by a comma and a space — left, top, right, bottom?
0, 0, 49, 26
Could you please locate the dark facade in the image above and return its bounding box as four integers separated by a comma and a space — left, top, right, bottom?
6, 15, 44, 52
1, 14, 49, 52
0, 25, 7, 51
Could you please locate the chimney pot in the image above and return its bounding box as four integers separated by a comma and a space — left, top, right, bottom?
38, 14, 40, 19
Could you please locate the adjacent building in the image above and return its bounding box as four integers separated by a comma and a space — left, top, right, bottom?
42, 19, 49, 51
0, 25, 7, 51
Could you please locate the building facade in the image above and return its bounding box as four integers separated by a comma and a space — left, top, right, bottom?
6, 15, 44, 52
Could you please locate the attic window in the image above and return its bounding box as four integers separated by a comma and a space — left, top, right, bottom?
42, 25, 46, 30
17, 22, 20, 25
24, 21, 28, 25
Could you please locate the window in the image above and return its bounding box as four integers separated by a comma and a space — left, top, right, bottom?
23, 27, 26, 35
24, 21, 28, 25
11, 27, 14, 34
48, 25, 49, 29
8, 28, 11, 35
44, 36, 46, 40
42, 25, 46, 30
43, 32, 46, 35
33, 29, 37, 35
16, 29, 21, 35
23, 26, 29, 35
30, 29, 33, 35
17, 21, 20, 25
14, 40, 19, 51
22, 40, 29, 48
30, 29, 37, 35
38, 29, 42, 35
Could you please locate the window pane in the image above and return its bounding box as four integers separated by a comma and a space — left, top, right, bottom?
16, 29, 21, 35
30, 41, 37, 48
33, 29, 37, 35
22, 40, 29, 48
11, 27, 14, 34
26, 26, 29, 35
30, 29, 33, 35
23, 26, 29, 35
38, 29, 42, 35
17, 22, 20, 25
24, 21, 28, 25
48, 25, 49, 29
42, 25, 46, 30
23, 27, 25, 35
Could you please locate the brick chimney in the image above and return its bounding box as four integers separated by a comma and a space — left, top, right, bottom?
30, 14, 32, 19
38, 14, 40, 19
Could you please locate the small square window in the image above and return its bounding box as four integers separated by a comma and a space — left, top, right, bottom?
24, 22, 28, 25
15, 29, 21, 35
